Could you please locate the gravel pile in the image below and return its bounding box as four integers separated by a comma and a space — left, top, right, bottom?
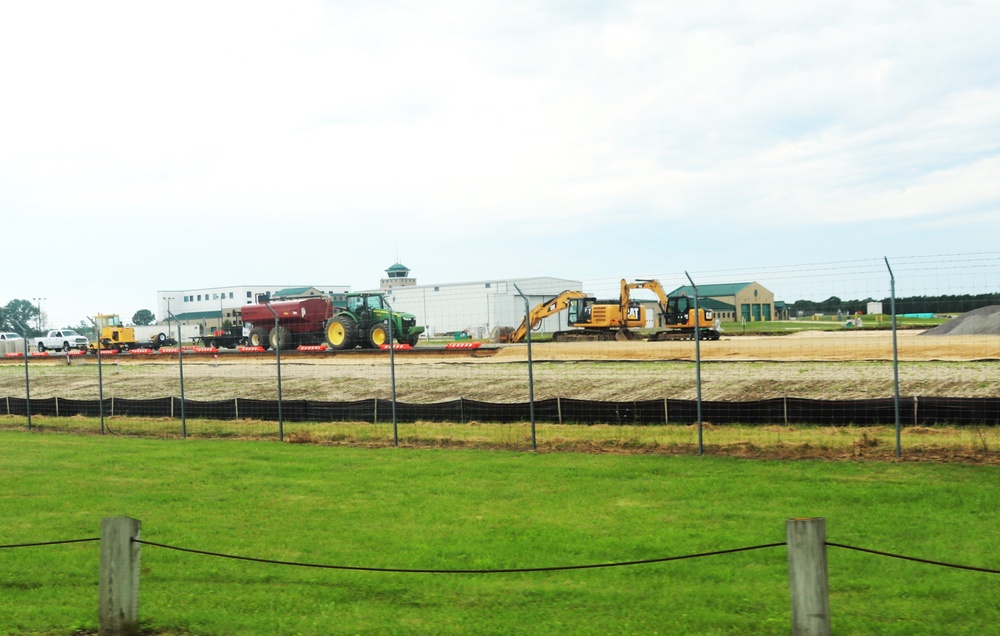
920, 305, 1000, 336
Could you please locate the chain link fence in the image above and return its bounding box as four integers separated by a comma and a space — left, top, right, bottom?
3, 254, 998, 457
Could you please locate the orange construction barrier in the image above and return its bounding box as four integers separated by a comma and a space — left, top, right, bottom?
378, 344, 413, 350
445, 342, 481, 349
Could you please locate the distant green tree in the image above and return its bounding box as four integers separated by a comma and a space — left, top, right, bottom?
2, 299, 40, 335
132, 309, 155, 325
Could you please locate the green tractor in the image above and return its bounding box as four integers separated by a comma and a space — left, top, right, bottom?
325, 292, 424, 350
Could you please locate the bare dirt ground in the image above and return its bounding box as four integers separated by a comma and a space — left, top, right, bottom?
2, 332, 998, 402
491, 330, 1000, 363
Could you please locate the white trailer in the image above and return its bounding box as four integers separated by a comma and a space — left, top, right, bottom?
133, 324, 202, 345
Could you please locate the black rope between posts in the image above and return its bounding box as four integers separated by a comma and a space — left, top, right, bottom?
0, 538, 99, 549
827, 542, 1000, 574
135, 540, 786, 574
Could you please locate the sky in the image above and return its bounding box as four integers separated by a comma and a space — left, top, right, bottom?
2, 1, 999, 328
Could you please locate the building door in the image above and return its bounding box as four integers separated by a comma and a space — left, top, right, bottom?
763, 304, 772, 321
752, 304, 761, 321
741, 304, 751, 323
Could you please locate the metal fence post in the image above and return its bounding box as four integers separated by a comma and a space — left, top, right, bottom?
88, 316, 106, 435
261, 303, 283, 441
169, 312, 187, 439
385, 298, 399, 447
513, 284, 536, 450
684, 271, 704, 455
884, 257, 901, 457
23, 336, 31, 430
99, 516, 141, 636
787, 517, 831, 636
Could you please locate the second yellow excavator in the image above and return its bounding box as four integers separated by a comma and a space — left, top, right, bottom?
624, 279, 721, 340
497, 279, 721, 343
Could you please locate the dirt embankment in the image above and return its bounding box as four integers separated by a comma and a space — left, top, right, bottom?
491, 332, 1000, 363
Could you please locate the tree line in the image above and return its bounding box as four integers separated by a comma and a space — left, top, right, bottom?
0, 299, 156, 337
787, 293, 1000, 316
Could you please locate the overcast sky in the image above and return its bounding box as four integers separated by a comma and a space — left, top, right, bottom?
2, 1, 999, 327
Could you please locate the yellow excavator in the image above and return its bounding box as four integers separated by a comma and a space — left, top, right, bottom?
624, 279, 721, 340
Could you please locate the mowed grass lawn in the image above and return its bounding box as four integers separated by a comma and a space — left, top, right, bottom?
1, 432, 998, 635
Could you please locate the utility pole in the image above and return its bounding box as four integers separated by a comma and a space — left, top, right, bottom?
33, 297, 46, 333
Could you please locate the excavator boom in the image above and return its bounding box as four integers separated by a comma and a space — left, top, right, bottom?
508, 290, 589, 343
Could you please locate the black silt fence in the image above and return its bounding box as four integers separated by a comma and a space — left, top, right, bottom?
915, 397, 1000, 426
784, 398, 899, 426
3, 395, 998, 426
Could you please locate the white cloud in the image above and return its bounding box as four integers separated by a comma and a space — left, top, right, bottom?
1, 1, 998, 322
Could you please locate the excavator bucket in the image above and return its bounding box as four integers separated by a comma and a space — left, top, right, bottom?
490, 326, 515, 343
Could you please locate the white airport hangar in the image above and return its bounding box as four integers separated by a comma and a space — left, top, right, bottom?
374, 264, 582, 339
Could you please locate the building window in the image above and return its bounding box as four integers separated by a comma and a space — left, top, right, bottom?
434, 286, 440, 292
197, 294, 202, 301
246, 291, 252, 298
485, 283, 491, 288
229, 292, 234, 299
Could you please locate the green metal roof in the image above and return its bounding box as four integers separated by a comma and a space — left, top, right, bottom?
386, 263, 409, 272
694, 298, 736, 311
667, 282, 753, 297
168, 311, 223, 321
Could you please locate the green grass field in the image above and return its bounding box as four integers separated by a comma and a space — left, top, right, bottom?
1, 430, 998, 635
4, 415, 998, 462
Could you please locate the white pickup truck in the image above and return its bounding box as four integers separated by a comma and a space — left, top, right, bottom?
35, 329, 90, 352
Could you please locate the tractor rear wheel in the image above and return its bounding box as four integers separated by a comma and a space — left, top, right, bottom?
326, 315, 356, 350
368, 322, 391, 348
248, 326, 270, 350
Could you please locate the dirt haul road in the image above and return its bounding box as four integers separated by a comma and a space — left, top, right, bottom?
489, 331, 1000, 363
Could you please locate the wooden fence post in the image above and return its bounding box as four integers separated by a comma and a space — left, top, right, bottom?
787, 517, 831, 636
99, 516, 141, 636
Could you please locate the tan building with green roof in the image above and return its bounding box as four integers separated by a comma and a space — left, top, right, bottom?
665, 282, 775, 323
